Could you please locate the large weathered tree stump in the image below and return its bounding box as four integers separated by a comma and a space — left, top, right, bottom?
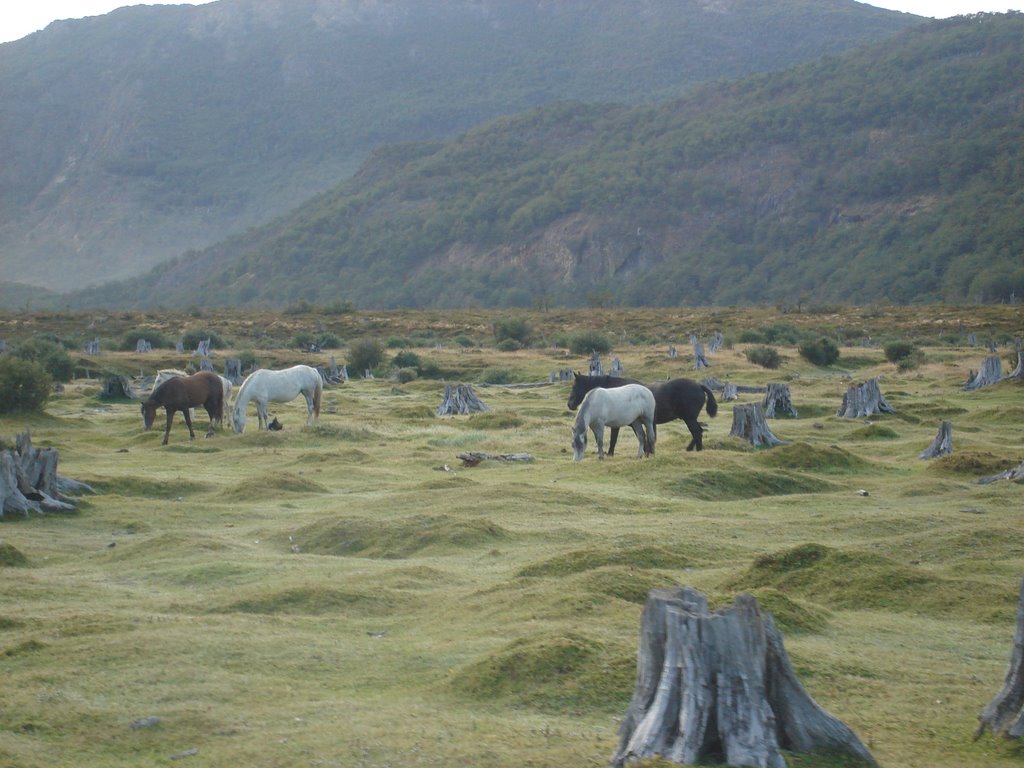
918, 420, 953, 459
837, 378, 895, 419
1005, 343, 1023, 380
964, 355, 1003, 390
1, 432, 93, 517
612, 586, 877, 768
762, 383, 798, 418
730, 403, 784, 447
435, 384, 489, 416
976, 576, 1024, 740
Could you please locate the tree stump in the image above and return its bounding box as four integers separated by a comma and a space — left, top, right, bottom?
693, 342, 709, 370
723, 382, 738, 401
730, 403, 784, 447
1, 432, 93, 517
762, 383, 798, 418
919, 421, 953, 459
101, 375, 136, 400
837, 378, 895, 419
224, 358, 244, 385
964, 355, 1003, 390
612, 586, 877, 768
976, 576, 1024, 740
1005, 343, 1023, 381
435, 384, 489, 416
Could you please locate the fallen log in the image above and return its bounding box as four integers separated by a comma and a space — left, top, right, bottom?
977, 459, 1024, 485
456, 451, 533, 467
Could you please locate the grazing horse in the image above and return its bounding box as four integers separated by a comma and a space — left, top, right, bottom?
572, 384, 656, 461
232, 364, 322, 433
141, 371, 224, 445
567, 373, 718, 455
153, 368, 233, 427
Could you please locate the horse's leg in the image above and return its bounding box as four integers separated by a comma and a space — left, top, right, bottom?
162, 409, 174, 445
182, 407, 196, 442
645, 415, 656, 456
683, 416, 703, 451
204, 403, 217, 438
629, 422, 645, 458
257, 400, 268, 430
304, 392, 314, 426
592, 424, 605, 460
608, 426, 620, 456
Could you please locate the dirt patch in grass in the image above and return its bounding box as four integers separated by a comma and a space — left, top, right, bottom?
449, 631, 634, 712
294, 514, 510, 558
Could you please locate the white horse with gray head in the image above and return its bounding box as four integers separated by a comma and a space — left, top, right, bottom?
571, 383, 656, 461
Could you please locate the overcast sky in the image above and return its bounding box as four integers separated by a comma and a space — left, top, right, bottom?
1, 1, 1022, 45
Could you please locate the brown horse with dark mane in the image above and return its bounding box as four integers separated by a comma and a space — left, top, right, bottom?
141, 371, 224, 445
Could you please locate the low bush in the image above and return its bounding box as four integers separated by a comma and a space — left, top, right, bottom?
745, 345, 781, 369
348, 339, 384, 375
798, 338, 840, 366
568, 330, 612, 356
14, 338, 75, 382
0, 357, 51, 413
492, 317, 532, 346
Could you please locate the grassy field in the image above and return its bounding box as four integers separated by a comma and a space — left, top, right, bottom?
1, 306, 1022, 767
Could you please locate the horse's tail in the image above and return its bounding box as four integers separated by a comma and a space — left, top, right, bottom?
702, 385, 718, 418
313, 375, 322, 421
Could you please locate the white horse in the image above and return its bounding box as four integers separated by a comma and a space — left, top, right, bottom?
232, 364, 323, 433
572, 383, 655, 461
153, 368, 233, 427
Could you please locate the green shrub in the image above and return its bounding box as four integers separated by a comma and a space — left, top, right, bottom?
568, 330, 612, 356
492, 317, 532, 346
454, 335, 476, 348
884, 341, 917, 364
738, 329, 767, 344
392, 350, 422, 370
348, 339, 384, 374
386, 336, 412, 349
745, 345, 781, 369
496, 338, 523, 352
14, 338, 75, 382
181, 329, 228, 350
395, 368, 418, 384
479, 367, 516, 384
0, 357, 51, 413
798, 338, 840, 366
119, 328, 175, 350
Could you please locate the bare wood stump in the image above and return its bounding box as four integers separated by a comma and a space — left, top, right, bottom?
976, 576, 1024, 740
1005, 343, 1023, 380
435, 384, 489, 416
723, 382, 738, 401
612, 586, 877, 768
964, 355, 1003, 390
1, 432, 93, 517
919, 420, 953, 459
837, 377, 895, 419
763, 382, 798, 418
729, 403, 784, 447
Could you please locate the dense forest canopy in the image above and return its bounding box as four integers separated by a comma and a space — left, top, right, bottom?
65, 13, 1024, 310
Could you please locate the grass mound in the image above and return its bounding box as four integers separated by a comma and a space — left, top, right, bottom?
222, 585, 403, 616
731, 543, 1017, 622
449, 631, 633, 712
294, 514, 510, 558
577, 566, 674, 604
88, 477, 212, 498
0, 541, 29, 567
755, 442, 872, 473
737, 588, 831, 635
667, 470, 837, 500
467, 412, 525, 429
517, 545, 690, 578
848, 424, 900, 440
222, 471, 329, 500
927, 451, 1016, 477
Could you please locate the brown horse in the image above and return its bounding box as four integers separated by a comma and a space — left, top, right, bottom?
141, 371, 224, 445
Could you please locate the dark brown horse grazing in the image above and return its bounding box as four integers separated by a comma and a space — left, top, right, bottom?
141, 371, 224, 445
567, 373, 718, 455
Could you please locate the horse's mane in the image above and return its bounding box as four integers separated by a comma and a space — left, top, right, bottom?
573, 392, 592, 434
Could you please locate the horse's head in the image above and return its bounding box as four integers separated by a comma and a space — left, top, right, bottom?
566, 371, 587, 411
232, 403, 246, 433
140, 401, 156, 430
571, 423, 587, 461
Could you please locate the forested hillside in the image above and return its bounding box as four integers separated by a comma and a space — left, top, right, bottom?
69, 13, 1024, 310
0, 0, 918, 294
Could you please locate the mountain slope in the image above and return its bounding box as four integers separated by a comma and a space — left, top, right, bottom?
69, 12, 1024, 310
0, 0, 921, 291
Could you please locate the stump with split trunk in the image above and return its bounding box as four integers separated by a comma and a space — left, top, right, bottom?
730, 403, 784, 447
837, 378, 895, 419
1, 432, 94, 517
762, 383, 797, 418
919, 420, 953, 459
612, 586, 877, 768
964, 355, 1003, 390
976, 576, 1024, 740
435, 384, 489, 416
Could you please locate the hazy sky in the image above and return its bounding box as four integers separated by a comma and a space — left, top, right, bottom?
1, 1, 1022, 45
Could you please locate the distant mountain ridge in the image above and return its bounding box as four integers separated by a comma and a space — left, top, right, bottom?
66, 12, 1024, 310
0, 0, 921, 293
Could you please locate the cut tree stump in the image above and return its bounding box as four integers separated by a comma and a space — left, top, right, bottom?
919, 420, 953, 459
964, 355, 1003, 390
837, 377, 895, 419
1, 432, 94, 517
612, 586, 877, 768
729, 403, 784, 447
762, 383, 798, 418
723, 382, 738, 401
435, 384, 489, 416
976, 576, 1024, 740
1005, 343, 1023, 380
